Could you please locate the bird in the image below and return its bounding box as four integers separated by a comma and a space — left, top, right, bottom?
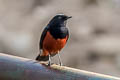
36, 14, 72, 66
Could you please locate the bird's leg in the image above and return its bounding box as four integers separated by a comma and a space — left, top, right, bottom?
57, 51, 63, 66
40, 49, 42, 55
48, 54, 51, 66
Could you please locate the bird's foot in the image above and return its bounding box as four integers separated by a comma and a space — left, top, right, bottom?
59, 62, 63, 66
47, 61, 51, 66
47, 62, 54, 66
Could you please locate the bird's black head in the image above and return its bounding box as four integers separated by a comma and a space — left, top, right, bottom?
48, 14, 72, 27
53, 14, 72, 21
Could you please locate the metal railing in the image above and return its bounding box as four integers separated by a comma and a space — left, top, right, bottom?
0, 53, 119, 80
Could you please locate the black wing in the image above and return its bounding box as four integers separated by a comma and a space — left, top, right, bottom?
39, 26, 49, 50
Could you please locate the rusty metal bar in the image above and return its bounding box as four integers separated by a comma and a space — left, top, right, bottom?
0, 53, 119, 80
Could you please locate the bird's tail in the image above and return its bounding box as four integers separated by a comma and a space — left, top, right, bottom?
36, 54, 49, 61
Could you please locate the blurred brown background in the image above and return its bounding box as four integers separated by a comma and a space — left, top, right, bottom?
0, 0, 120, 77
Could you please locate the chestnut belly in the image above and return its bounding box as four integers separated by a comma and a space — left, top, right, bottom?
42, 31, 67, 56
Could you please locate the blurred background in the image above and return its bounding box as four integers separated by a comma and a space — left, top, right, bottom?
0, 0, 120, 77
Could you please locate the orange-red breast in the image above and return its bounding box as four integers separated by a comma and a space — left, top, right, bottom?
36, 14, 72, 66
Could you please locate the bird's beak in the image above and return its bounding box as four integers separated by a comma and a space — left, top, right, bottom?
67, 16, 72, 19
